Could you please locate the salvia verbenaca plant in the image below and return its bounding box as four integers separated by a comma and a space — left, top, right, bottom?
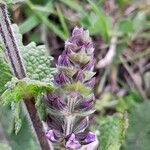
44, 27, 96, 149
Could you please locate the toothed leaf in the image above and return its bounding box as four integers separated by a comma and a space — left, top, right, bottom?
99, 113, 128, 150
12, 24, 57, 82
1, 78, 55, 105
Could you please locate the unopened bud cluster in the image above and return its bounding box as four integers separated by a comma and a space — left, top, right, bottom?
44, 27, 96, 149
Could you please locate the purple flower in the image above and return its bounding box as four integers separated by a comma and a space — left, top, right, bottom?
75, 95, 95, 111
76, 131, 96, 145
46, 130, 57, 142
45, 27, 96, 148
84, 132, 96, 143
46, 129, 63, 143
65, 134, 81, 149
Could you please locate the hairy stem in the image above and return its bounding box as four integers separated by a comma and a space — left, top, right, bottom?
64, 95, 76, 136
0, 3, 53, 150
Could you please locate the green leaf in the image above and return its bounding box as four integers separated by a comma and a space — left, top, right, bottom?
56, 4, 69, 37
0, 47, 11, 95
0, 25, 57, 97
122, 101, 150, 150
1, 78, 55, 105
99, 113, 128, 150
11, 102, 22, 135
0, 105, 39, 150
19, 1, 54, 34
26, 0, 67, 40
119, 20, 134, 33
12, 24, 57, 82
87, 0, 112, 42
60, 0, 84, 12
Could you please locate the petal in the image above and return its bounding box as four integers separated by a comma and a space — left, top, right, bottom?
65, 133, 81, 149
76, 131, 96, 145
46, 129, 63, 143
46, 130, 57, 142
84, 132, 96, 143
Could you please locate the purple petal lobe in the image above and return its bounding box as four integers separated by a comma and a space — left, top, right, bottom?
65, 134, 81, 149
76, 131, 96, 145
84, 132, 96, 143
46, 129, 63, 143
46, 130, 57, 142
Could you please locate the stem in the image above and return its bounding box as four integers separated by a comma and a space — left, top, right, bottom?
0, 4, 53, 150
64, 95, 76, 136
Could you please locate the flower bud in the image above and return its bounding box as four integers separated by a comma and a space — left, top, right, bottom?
86, 77, 96, 88
73, 70, 85, 82
44, 92, 66, 111
75, 95, 95, 111
83, 61, 94, 71
54, 71, 71, 85
58, 54, 74, 67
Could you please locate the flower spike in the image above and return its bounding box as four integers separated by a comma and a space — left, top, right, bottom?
44, 27, 96, 149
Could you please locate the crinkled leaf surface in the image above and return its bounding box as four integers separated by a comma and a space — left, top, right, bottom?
12, 24, 57, 82
0, 25, 57, 97
99, 113, 128, 150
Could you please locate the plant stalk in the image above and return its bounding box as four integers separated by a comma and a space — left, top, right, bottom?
0, 3, 53, 150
